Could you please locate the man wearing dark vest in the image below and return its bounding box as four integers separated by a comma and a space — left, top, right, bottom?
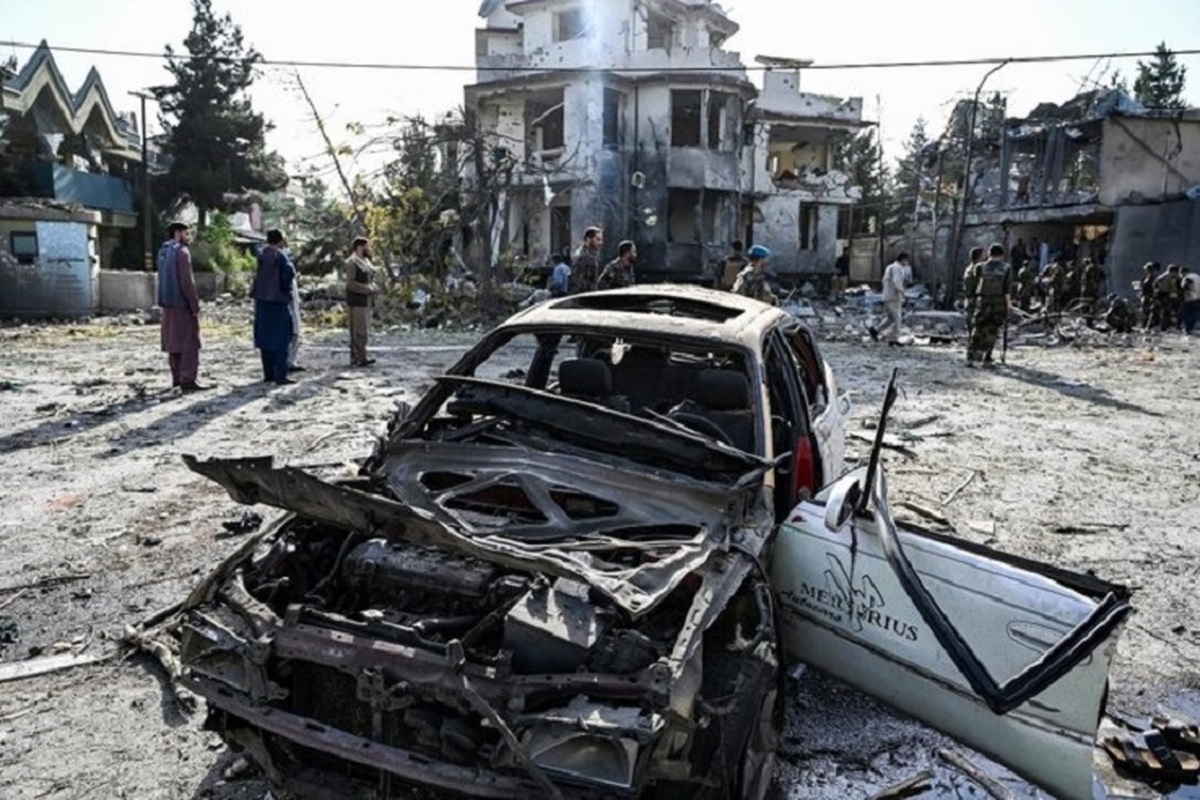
345, 236, 378, 366
156, 221, 207, 392
966, 244, 1012, 368
251, 229, 298, 385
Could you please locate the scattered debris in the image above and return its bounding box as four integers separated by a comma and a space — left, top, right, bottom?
0, 650, 114, 684
848, 430, 919, 459
123, 623, 196, 713
1052, 522, 1129, 536
219, 510, 263, 537
898, 500, 952, 528
937, 748, 1017, 800
0, 587, 29, 611
0, 616, 18, 644
871, 770, 935, 799
941, 470, 979, 506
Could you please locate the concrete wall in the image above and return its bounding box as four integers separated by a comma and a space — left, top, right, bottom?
0, 217, 97, 318
98, 270, 156, 313
756, 197, 839, 274
1100, 117, 1200, 206
1109, 200, 1200, 297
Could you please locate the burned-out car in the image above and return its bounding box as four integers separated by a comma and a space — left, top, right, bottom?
178, 285, 1131, 799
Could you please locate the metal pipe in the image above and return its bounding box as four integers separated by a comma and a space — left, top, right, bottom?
129, 91, 154, 271
946, 60, 1009, 307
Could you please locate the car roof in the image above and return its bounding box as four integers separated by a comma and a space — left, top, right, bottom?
501, 284, 790, 351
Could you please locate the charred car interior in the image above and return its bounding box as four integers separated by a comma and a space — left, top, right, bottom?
173, 286, 1130, 800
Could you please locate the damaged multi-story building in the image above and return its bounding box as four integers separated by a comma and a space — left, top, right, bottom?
959, 88, 1200, 296
467, 0, 866, 283
1, 42, 148, 317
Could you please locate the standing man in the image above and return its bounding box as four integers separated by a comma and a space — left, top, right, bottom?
597, 241, 637, 290
732, 245, 775, 304
962, 247, 985, 340
156, 221, 207, 393
966, 244, 1012, 367
1081, 258, 1104, 315
833, 246, 851, 297
546, 253, 571, 297
719, 240, 749, 291
1016, 258, 1037, 312
1139, 262, 1159, 329
1155, 263, 1183, 331
571, 227, 603, 293
345, 236, 378, 367
868, 252, 912, 346
1181, 266, 1200, 334
251, 229, 298, 386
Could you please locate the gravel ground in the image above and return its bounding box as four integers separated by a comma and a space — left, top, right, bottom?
1, 304, 1197, 799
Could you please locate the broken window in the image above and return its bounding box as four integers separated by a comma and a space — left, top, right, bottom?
646, 11, 674, 49
799, 203, 819, 251
708, 92, 732, 150
10, 232, 37, 264
671, 90, 702, 148
668, 190, 726, 244
529, 93, 566, 153
603, 88, 623, 148
554, 8, 588, 42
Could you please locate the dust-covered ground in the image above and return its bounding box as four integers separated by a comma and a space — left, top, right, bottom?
1, 302, 1198, 800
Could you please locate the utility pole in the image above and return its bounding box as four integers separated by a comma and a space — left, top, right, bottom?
129, 91, 155, 271
946, 60, 1008, 307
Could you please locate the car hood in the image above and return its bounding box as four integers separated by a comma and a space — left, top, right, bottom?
185, 452, 768, 618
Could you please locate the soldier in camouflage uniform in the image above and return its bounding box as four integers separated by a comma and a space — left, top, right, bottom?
1081, 258, 1104, 314
718, 240, 749, 291
962, 247, 985, 338
732, 245, 776, 304
1104, 294, 1135, 334
570, 227, 604, 294
1155, 263, 1184, 331
597, 241, 638, 290
966, 244, 1012, 368
1140, 262, 1159, 329
1016, 260, 1037, 311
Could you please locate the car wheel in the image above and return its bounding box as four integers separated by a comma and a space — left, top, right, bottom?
739, 670, 783, 800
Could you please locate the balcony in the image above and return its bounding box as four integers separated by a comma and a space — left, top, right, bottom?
27, 163, 135, 214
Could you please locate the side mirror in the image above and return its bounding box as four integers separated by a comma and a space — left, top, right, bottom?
823, 469, 866, 533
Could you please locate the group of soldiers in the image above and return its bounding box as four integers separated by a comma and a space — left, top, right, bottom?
1138, 261, 1196, 332
547, 230, 776, 303
1013, 257, 1107, 315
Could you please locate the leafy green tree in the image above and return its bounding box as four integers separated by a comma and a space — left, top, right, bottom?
892, 118, 932, 228
154, 0, 286, 218
1134, 42, 1188, 109
833, 128, 888, 235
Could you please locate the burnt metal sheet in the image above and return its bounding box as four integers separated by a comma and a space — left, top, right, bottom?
183, 455, 720, 618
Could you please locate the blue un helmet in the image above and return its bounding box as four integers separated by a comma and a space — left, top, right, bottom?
747, 244, 772, 261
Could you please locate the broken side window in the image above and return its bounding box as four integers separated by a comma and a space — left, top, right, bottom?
646, 11, 674, 50
798, 203, 820, 251
603, 88, 623, 148
671, 90, 702, 148
554, 8, 588, 42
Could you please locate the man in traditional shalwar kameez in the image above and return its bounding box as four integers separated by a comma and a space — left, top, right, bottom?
251, 229, 298, 385
156, 221, 207, 392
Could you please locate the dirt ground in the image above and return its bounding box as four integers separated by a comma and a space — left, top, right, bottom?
1, 301, 1198, 800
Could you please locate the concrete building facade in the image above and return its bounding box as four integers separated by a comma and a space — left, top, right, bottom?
467, 0, 865, 283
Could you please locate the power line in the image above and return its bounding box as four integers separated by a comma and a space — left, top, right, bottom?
4, 39, 1199, 74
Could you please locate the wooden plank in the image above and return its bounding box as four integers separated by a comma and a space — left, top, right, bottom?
0, 651, 113, 684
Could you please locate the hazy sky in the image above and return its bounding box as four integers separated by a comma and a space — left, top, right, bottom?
5, 0, 1199, 184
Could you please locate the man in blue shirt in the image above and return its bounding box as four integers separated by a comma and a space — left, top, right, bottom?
547, 254, 572, 297
250, 229, 298, 385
